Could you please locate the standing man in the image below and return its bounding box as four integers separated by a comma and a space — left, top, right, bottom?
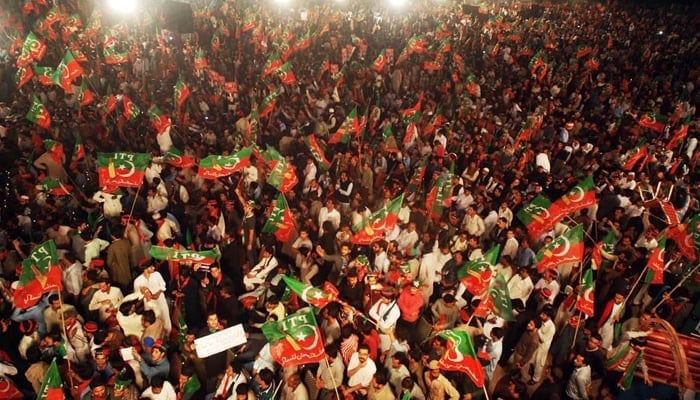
343, 344, 377, 399
88, 277, 123, 322
423, 360, 459, 400
565, 352, 591, 400
527, 305, 556, 385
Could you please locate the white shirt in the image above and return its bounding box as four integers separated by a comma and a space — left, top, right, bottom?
368, 299, 400, 332
346, 353, 377, 388
318, 207, 341, 236
89, 287, 124, 321
133, 272, 167, 298
84, 238, 110, 267
507, 274, 534, 304
373, 251, 390, 274
62, 262, 83, 297
92, 191, 123, 218
396, 229, 419, 252
141, 381, 176, 400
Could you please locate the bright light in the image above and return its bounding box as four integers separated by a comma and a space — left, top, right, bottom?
274, 0, 291, 4
388, 0, 407, 8
108, 0, 137, 13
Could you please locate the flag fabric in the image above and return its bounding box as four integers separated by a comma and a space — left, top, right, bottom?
122, 95, 141, 120
591, 230, 617, 270
576, 268, 595, 317
16, 66, 33, 89
275, 62, 296, 85
406, 157, 428, 195
71, 132, 85, 167
458, 246, 500, 295
304, 135, 331, 171
164, 148, 196, 169
473, 272, 515, 321
97, 152, 151, 188
103, 46, 129, 64
667, 122, 690, 151
621, 139, 649, 171
516, 194, 557, 239
26, 96, 51, 130
262, 53, 283, 77
281, 276, 337, 309
32, 65, 55, 86
194, 49, 208, 70
76, 82, 95, 107
23, 31, 47, 62
37, 178, 72, 196
372, 49, 387, 72
147, 105, 171, 134
197, 147, 253, 179
0, 376, 23, 399
638, 112, 667, 133
174, 76, 190, 110
264, 147, 298, 193
437, 329, 485, 387
258, 89, 281, 118
261, 309, 326, 368
645, 236, 666, 284
551, 176, 596, 223
667, 223, 696, 262
52, 49, 83, 91
149, 246, 217, 265
329, 107, 358, 144
401, 95, 423, 122
37, 358, 64, 400
262, 194, 295, 242
14, 241, 62, 309
535, 225, 585, 273
351, 195, 404, 245
575, 45, 593, 59
425, 175, 452, 220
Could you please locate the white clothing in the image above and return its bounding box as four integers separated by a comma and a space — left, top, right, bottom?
89, 287, 124, 321
244, 256, 279, 290
318, 207, 341, 236
84, 238, 110, 267
92, 191, 123, 218
142, 381, 177, 400
133, 272, 171, 334
507, 274, 534, 304
62, 262, 83, 297
346, 352, 377, 388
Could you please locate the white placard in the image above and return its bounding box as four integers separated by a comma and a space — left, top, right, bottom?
120, 347, 134, 361
194, 324, 247, 358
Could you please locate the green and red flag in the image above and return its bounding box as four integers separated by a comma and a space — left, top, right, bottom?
423, 107, 445, 137
667, 223, 696, 262
173, 76, 190, 110
516, 194, 556, 239
52, 49, 83, 91
638, 112, 667, 133
32, 65, 54, 86
458, 245, 500, 295
104, 46, 128, 64
575, 44, 593, 59
147, 105, 171, 134
262, 194, 295, 242
667, 120, 690, 151
264, 147, 298, 193
258, 89, 281, 118
164, 148, 196, 169
76, 81, 95, 107
401, 94, 423, 122
72, 132, 85, 165
621, 138, 648, 171
22, 31, 46, 62
465, 74, 479, 96
37, 178, 72, 196
473, 271, 515, 321
437, 329, 485, 387
281, 275, 338, 309
405, 157, 427, 195
262, 52, 283, 77
575, 268, 595, 317
262, 308, 325, 368
423, 57, 443, 71
275, 62, 296, 85
26, 96, 51, 130
14, 240, 62, 309
591, 230, 617, 270
304, 134, 331, 171
585, 57, 600, 70
37, 358, 64, 400
0, 376, 23, 399
149, 246, 217, 265
100, 90, 117, 119
425, 174, 452, 220
329, 107, 358, 145
197, 147, 253, 179
97, 152, 151, 188
535, 224, 585, 273
372, 49, 387, 73
551, 176, 596, 223
16, 66, 33, 89
121, 95, 141, 120
351, 194, 404, 245
645, 236, 666, 284
194, 49, 208, 70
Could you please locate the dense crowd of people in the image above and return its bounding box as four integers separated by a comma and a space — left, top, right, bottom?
0, 0, 698, 399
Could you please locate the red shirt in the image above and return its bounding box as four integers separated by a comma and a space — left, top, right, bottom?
397, 288, 424, 323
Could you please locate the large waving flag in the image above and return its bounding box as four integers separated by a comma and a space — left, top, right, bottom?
263, 147, 298, 193
591, 230, 617, 270
52, 49, 83, 91
551, 176, 596, 223
304, 134, 331, 171
197, 147, 252, 179
351, 194, 404, 245
97, 152, 151, 188
262, 194, 295, 242
14, 241, 62, 309
26, 96, 51, 130
535, 225, 585, 273
37, 358, 64, 400
262, 309, 326, 368
621, 139, 648, 171
457, 246, 500, 296
667, 223, 696, 262
516, 194, 557, 239
437, 329, 485, 387
644, 236, 666, 284
576, 268, 595, 317
164, 148, 196, 169
149, 246, 217, 265
473, 271, 514, 321
281, 276, 338, 309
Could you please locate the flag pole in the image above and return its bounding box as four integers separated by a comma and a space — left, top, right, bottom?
623, 266, 649, 306
56, 289, 75, 388
125, 183, 143, 227
325, 358, 342, 400
570, 310, 584, 350
481, 383, 491, 400
650, 263, 700, 314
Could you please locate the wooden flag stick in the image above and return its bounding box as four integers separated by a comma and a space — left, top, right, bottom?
125, 184, 143, 227
650, 263, 700, 314
57, 289, 75, 388
325, 358, 342, 400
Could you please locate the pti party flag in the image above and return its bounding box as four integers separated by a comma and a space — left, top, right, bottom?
474, 271, 515, 321
197, 147, 252, 179
591, 230, 617, 270
149, 246, 217, 265
71, 132, 85, 167
147, 105, 172, 135
262, 194, 295, 242
33, 65, 55, 86
76, 82, 95, 107
406, 157, 428, 195
425, 174, 452, 220
37, 178, 72, 196
667, 121, 690, 151
351, 194, 404, 245
37, 358, 64, 400
516, 194, 557, 239
372, 49, 387, 72
645, 236, 666, 284
638, 112, 667, 133
14, 240, 62, 309
26, 96, 51, 130
23, 31, 47, 62
264, 148, 298, 193
621, 139, 649, 171
164, 147, 196, 169
52, 49, 83, 91
0, 376, 23, 399
551, 176, 596, 223
122, 95, 141, 120
258, 89, 281, 119
667, 223, 696, 262
437, 329, 485, 387
281, 275, 337, 309
262, 52, 283, 77
174, 76, 190, 110
304, 134, 331, 171
103, 46, 128, 64
194, 48, 208, 70
275, 62, 297, 85
576, 268, 595, 317
97, 152, 151, 188
458, 246, 500, 296
401, 94, 423, 122
261, 309, 326, 368
16, 66, 33, 89
329, 107, 358, 145
535, 225, 584, 273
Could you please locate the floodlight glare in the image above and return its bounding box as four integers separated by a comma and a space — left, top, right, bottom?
388, 0, 407, 8
108, 0, 137, 13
